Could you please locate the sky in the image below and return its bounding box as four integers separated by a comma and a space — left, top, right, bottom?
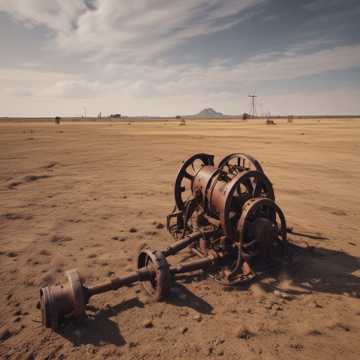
0, 0, 360, 117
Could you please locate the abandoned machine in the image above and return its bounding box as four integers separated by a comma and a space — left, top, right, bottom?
40, 152, 289, 330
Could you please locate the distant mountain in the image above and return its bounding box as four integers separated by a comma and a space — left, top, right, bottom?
194, 108, 224, 117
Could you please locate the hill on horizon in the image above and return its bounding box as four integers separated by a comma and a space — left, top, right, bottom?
194, 108, 224, 117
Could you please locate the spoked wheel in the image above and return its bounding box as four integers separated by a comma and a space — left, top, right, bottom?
237, 197, 287, 264
218, 153, 264, 177
174, 153, 214, 210
220, 170, 275, 242
137, 249, 171, 301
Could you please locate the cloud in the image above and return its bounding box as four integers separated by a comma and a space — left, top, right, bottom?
1, 41, 360, 116
0, 0, 263, 60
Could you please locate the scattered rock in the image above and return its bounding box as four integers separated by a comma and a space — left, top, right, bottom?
193, 314, 202, 322
23, 174, 50, 183
331, 210, 347, 216
236, 326, 254, 340
143, 319, 153, 328
145, 231, 158, 236
308, 329, 322, 336
6, 251, 18, 258
155, 222, 164, 229
180, 326, 188, 334
39, 249, 51, 256
7, 181, 22, 189
50, 235, 73, 244
129, 227, 138, 233
313, 300, 323, 308
290, 343, 304, 351
128, 341, 138, 349
0, 328, 12, 342
43, 162, 58, 169
216, 349, 224, 356
273, 290, 295, 300
213, 336, 225, 346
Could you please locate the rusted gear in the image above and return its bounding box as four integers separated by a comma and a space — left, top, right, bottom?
218, 170, 275, 243
237, 197, 287, 262
174, 153, 214, 210
218, 153, 264, 176
40, 269, 85, 329
137, 249, 171, 301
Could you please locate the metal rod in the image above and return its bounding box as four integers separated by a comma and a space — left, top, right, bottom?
170, 256, 216, 274
162, 231, 203, 257
88, 254, 217, 297
88, 268, 153, 297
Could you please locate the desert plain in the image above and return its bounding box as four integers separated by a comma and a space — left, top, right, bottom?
0, 118, 359, 359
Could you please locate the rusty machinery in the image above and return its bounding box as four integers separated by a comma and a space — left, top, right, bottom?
40, 153, 288, 330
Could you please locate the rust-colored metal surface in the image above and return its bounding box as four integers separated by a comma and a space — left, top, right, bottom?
39, 152, 289, 331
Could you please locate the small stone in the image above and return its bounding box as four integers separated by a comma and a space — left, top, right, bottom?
129, 227, 137, 233
216, 349, 224, 356
204, 346, 214, 356
213, 336, 225, 346
308, 329, 322, 336
143, 319, 153, 328
180, 309, 189, 317
0, 328, 12, 341
236, 326, 253, 340
193, 314, 202, 322
180, 326, 188, 334
155, 222, 164, 229
274, 290, 295, 300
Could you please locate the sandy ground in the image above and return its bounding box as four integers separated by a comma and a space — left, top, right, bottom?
0, 118, 359, 360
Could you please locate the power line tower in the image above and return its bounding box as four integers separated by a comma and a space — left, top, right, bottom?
248, 94, 257, 118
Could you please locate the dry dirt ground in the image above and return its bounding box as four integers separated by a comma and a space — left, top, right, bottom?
0, 118, 359, 360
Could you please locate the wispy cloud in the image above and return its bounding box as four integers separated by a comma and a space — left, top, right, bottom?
0, 0, 263, 60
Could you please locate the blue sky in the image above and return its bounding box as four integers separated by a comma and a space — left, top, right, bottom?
0, 0, 359, 116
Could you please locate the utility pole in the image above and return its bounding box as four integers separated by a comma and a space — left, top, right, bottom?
248, 94, 257, 118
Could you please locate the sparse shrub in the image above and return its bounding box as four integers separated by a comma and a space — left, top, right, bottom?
266, 119, 276, 125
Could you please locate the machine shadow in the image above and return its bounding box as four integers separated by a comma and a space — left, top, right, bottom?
253, 240, 360, 298
57, 239, 359, 348
59, 297, 144, 347
166, 282, 214, 314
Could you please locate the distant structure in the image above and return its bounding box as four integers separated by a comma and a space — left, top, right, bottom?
242, 113, 250, 120
98, 112, 102, 120
194, 108, 224, 118
54, 116, 61, 125
110, 113, 121, 118
248, 94, 257, 118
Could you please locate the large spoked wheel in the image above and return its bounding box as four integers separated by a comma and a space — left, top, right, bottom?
237, 197, 287, 263
137, 249, 171, 301
174, 153, 214, 210
218, 153, 264, 177
221, 170, 275, 242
